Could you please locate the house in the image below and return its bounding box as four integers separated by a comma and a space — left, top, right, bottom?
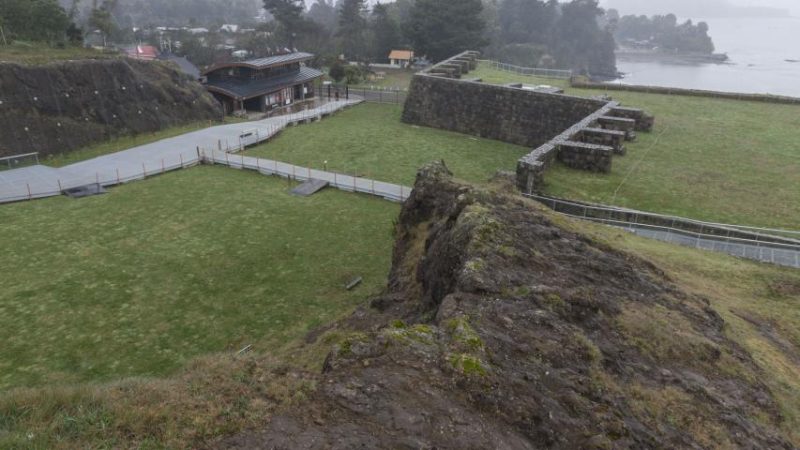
125, 45, 159, 61
388, 50, 414, 68
202, 52, 324, 115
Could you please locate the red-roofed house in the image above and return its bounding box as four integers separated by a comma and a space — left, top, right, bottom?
126, 45, 159, 61
388, 50, 414, 68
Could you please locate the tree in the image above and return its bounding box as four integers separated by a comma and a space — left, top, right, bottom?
551, 0, 616, 76
0, 0, 73, 44
337, 0, 367, 61
263, 0, 305, 48
88, 0, 118, 47
329, 60, 346, 82
404, 0, 488, 62
307, 0, 337, 32
370, 2, 401, 62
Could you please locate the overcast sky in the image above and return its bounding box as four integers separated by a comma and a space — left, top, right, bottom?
600, 0, 798, 17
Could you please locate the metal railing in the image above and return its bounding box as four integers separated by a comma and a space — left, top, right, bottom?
201, 149, 411, 203
526, 193, 800, 269
478, 60, 573, 80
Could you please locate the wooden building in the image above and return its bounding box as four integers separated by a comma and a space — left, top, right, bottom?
202, 52, 324, 115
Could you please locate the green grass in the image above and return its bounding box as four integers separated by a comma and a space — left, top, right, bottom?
353, 68, 415, 90
41, 118, 245, 168
470, 63, 800, 228
0, 166, 398, 390
243, 103, 530, 186
0, 42, 118, 65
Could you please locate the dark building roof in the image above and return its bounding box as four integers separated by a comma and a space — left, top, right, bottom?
159, 53, 201, 79
202, 52, 315, 75
205, 66, 324, 100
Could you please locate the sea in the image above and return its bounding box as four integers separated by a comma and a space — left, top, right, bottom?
611, 17, 800, 97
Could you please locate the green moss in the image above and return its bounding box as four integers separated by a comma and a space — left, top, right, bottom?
465, 258, 487, 273
448, 353, 488, 377
445, 317, 484, 351
337, 332, 370, 357
384, 324, 435, 346
542, 293, 566, 311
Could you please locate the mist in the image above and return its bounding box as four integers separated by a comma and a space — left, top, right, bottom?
601, 0, 797, 18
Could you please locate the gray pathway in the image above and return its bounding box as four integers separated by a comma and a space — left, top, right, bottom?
0, 99, 361, 203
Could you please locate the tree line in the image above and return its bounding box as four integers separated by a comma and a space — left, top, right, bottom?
610, 11, 715, 54
264, 0, 618, 76
0, 0, 83, 45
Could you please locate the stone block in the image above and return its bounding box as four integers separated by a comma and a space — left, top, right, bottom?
556, 141, 613, 172
579, 127, 626, 155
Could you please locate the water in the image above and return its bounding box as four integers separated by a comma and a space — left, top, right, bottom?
612, 17, 800, 97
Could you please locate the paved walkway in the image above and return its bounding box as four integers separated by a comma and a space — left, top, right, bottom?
0, 99, 361, 204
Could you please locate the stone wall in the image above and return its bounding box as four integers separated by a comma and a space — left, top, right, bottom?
0, 58, 221, 158
402, 72, 607, 149
401, 51, 654, 194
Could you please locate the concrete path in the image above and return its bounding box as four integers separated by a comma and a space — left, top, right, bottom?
0, 99, 361, 204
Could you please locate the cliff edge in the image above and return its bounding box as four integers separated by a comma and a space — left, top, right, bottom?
220, 162, 793, 449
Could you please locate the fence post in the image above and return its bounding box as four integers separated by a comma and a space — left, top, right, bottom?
116, 168, 121, 184
57, 179, 62, 192
142, 163, 147, 177
180, 153, 184, 168
27, 183, 32, 200
161, 159, 165, 174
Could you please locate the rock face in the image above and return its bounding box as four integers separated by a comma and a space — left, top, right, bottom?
0, 59, 221, 158
220, 162, 793, 449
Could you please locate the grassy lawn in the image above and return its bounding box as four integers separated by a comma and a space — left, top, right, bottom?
0, 166, 398, 390
0, 42, 118, 65
243, 103, 530, 186
354, 68, 415, 90
470, 63, 800, 229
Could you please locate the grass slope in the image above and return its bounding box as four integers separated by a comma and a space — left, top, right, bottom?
562, 215, 800, 444
0, 42, 118, 65
1, 194, 798, 448
470, 63, 800, 228
0, 166, 397, 389
243, 103, 530, 186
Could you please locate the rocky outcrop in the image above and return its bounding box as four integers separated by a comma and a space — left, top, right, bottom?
219, 162, 793, 449
0, 58, 221, 158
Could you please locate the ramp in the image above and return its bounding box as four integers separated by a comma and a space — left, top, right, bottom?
291, 179, 329, 197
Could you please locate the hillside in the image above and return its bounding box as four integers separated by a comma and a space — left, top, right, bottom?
0, 58, 220, 159
219, 162, 798, 449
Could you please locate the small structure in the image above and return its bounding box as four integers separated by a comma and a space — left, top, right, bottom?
388, 50, 414, 68
125, 45, 159, 61
202, 52, 324, 115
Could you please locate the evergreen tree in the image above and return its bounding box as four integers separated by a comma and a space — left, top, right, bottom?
370, 2, 401, 62
337, 0, 367, 61
263, 0, 305, 48
307, 0, 338, 32
0, 0, 73, 44
405, 0, 488, 62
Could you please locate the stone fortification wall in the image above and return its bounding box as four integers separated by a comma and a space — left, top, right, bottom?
403, 71, 607, 149
0, 58, 221, 158
401, 52, 655, 193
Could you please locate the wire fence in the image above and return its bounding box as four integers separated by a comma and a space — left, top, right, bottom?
526, 193, 800, 269
318, 83, 407, 105
478, 60, 573, 80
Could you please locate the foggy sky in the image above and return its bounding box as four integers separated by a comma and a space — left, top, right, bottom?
600, 0, 798, 18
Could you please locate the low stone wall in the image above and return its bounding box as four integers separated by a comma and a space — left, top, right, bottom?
571, 80, 800, 105
557, 141, 613, 172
